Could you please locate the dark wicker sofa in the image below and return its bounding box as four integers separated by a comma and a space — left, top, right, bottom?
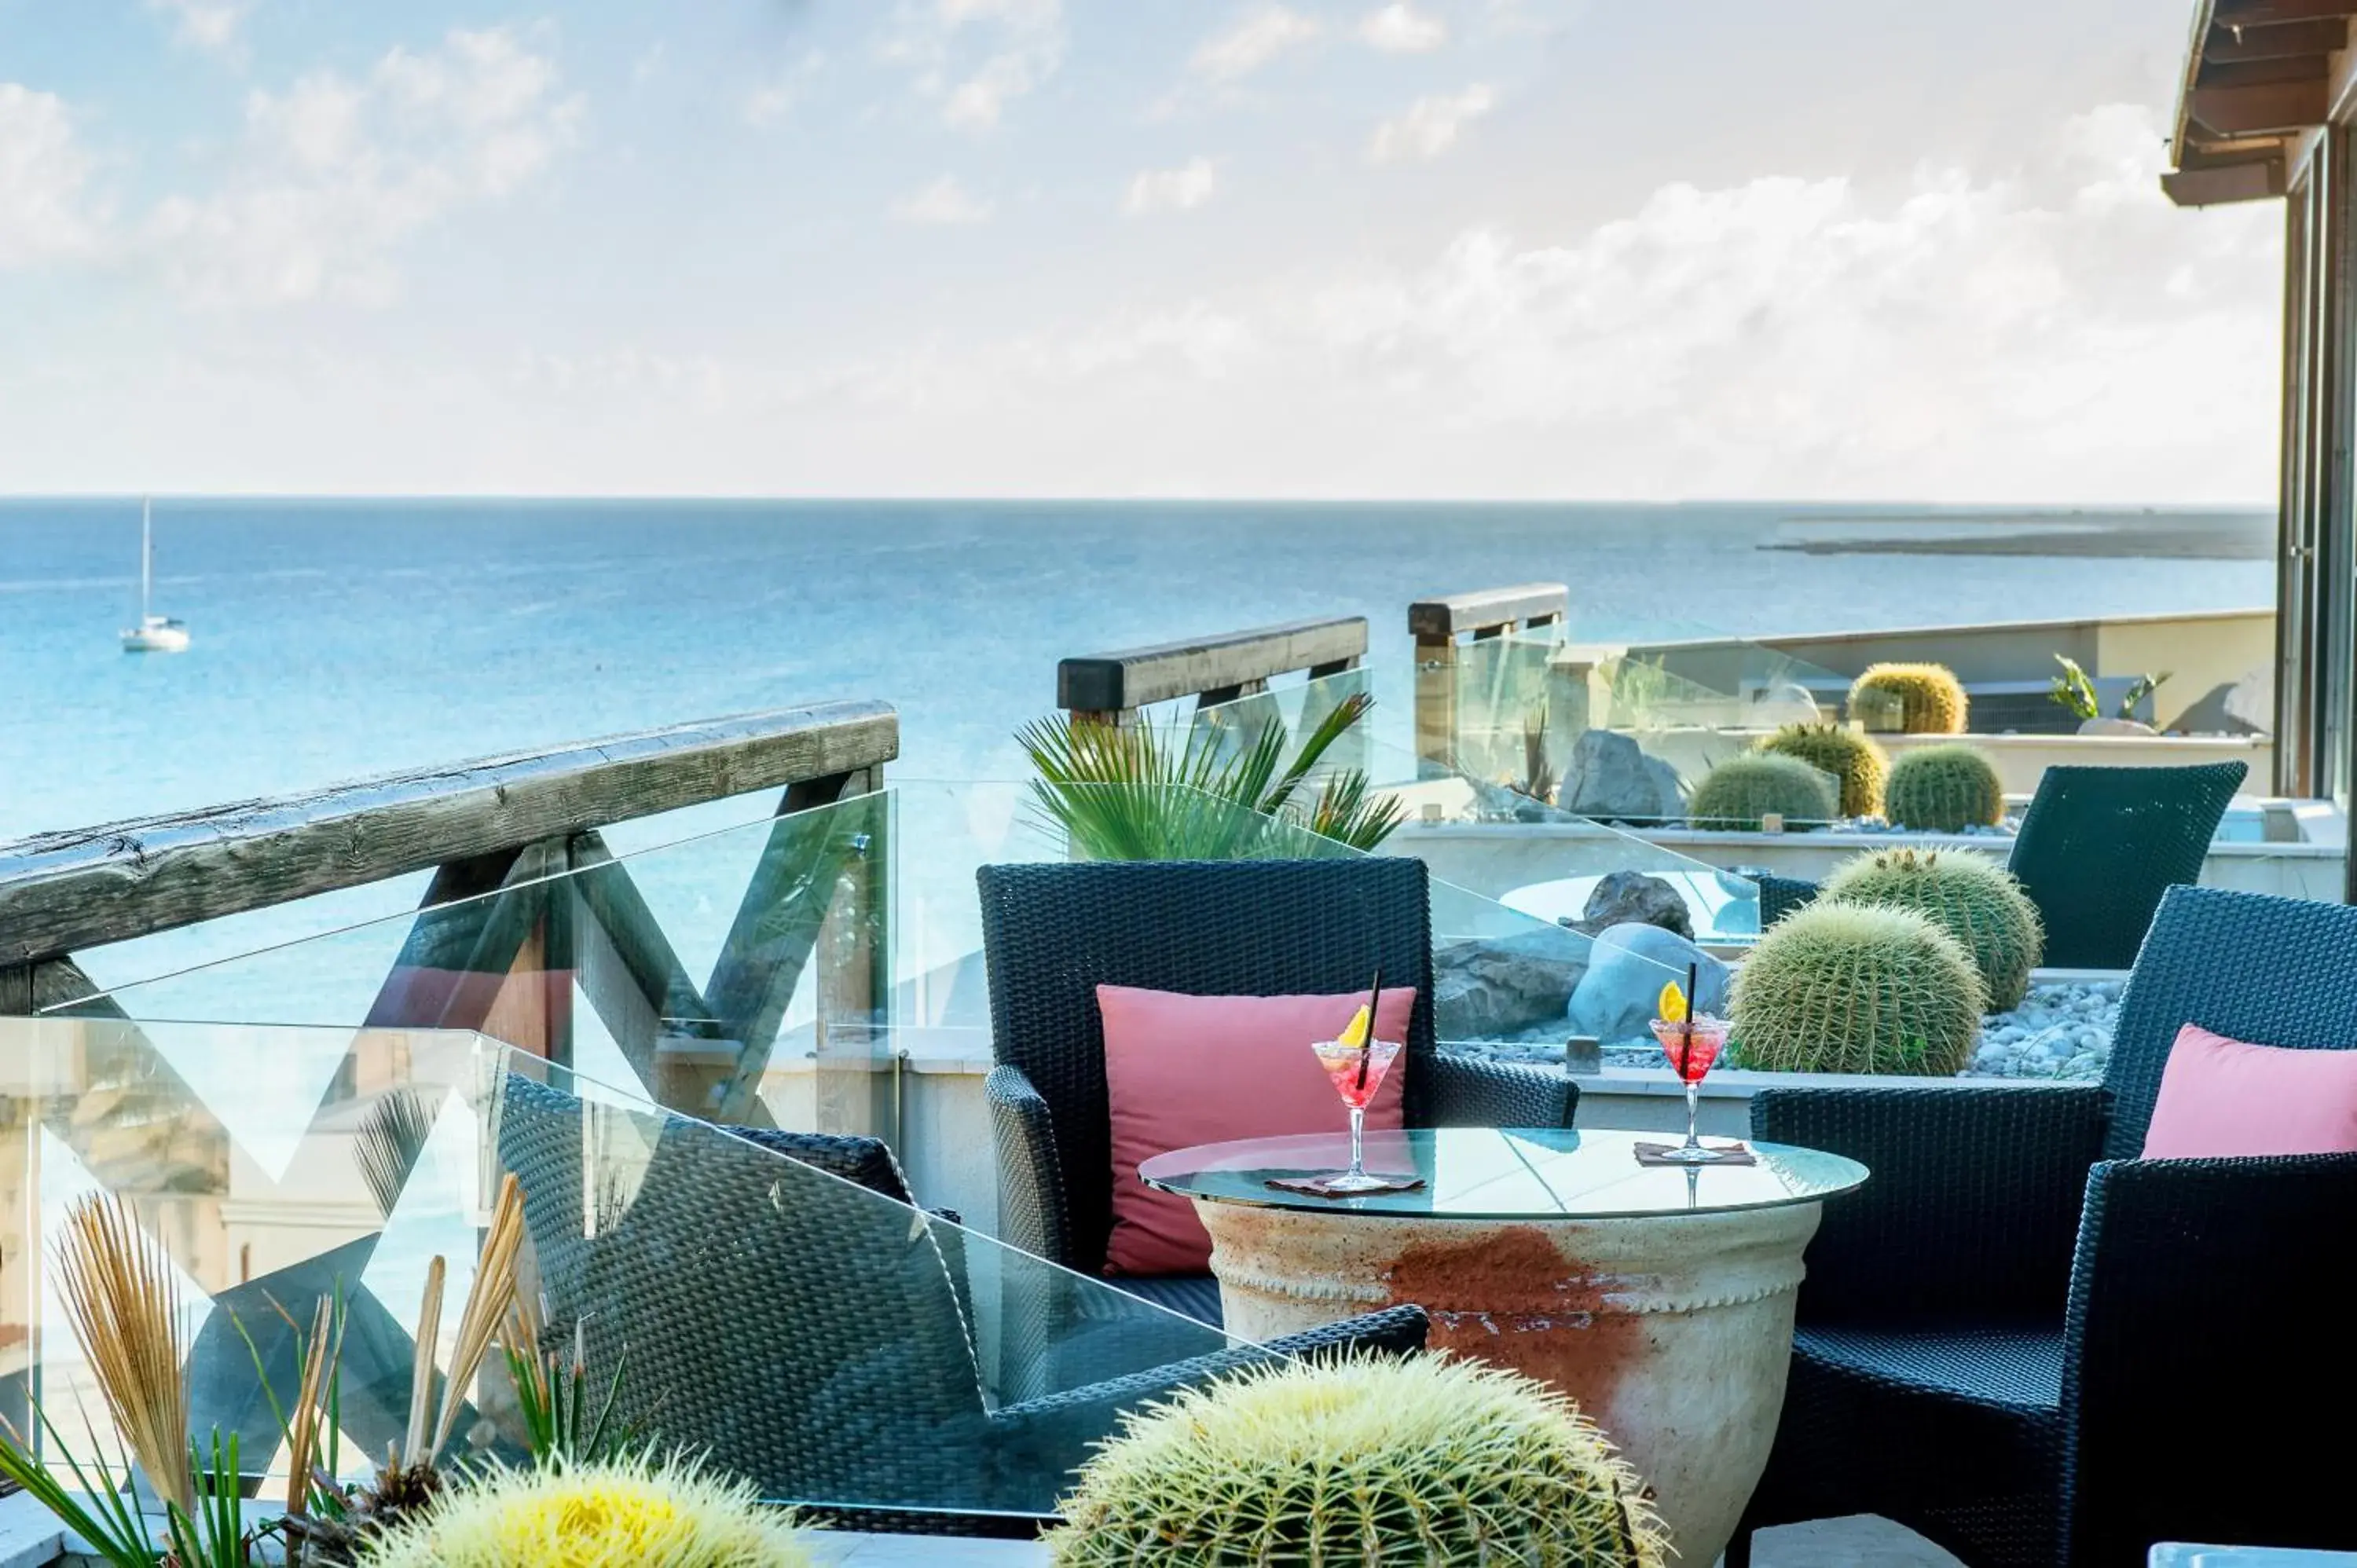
977, 857, 1577, 1324
496, 1072, 1428, 1530
1730, 885, 2357, 1566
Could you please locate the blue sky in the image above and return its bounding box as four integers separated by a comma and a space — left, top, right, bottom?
0, 1, 2285, 500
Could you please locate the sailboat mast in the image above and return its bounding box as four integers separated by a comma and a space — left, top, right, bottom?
140, 497, 152, 620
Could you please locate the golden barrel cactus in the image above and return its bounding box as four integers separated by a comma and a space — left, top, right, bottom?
1047, 1354, 1668, 1566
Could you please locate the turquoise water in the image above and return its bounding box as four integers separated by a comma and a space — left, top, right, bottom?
0, 496, 2274, 845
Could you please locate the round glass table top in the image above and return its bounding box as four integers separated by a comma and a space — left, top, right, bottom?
1138, 1127, 1868, 1221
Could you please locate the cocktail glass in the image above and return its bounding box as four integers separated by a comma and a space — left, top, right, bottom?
1310, 1038, 1403, 1192
1647, 1014, 1732, 1163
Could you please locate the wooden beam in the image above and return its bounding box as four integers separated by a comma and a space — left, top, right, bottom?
2205, 15, 2348, 57
2216, 0, 2357, 22
0, 701, 900, 965
1408, 584, 1571, 644
1057, 617, 1367, 714
2199, 53, 2332, 89
2164, 159, 2287, 204
2188, 78, 2330, 132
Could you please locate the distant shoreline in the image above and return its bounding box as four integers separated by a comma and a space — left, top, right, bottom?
1762, 512, 2272, 560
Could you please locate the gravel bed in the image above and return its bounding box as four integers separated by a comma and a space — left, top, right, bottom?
1451, 981, 2121, 1082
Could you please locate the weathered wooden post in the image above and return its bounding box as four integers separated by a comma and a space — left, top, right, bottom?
1409, 584, 1570, 778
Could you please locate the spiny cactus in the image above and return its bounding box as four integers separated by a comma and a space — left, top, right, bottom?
1848, 662, 1968, 734
1687, 753, 1839, 830
1758, 724, 1887, 819
1047, 1354, 1669, 1568
1883, 744, 2006, 833
1731, 901, 1986, 1075
1822, 847, 2043, 1012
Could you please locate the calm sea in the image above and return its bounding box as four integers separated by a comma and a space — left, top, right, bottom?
0, 497, 2275, 848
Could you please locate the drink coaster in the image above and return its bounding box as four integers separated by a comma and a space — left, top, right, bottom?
1633, 1141, 1758, 1167
1265, 1174, 1428, 1198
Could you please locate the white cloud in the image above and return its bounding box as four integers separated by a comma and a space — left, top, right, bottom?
0, 83, 103, 269
892, 174, 992, 224
148, 0, 251, 57
744, 81, 795, 126
744, 53, 824, 127
145, 27, 581, 306
1359, 3, 1446, 53
1124, 156, 1217, 215
1369, 83, 1494, 163
887, 0, 1065, 131
1190, 6, 1321, 82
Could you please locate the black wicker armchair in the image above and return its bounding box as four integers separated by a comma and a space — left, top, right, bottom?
496, 1072, 1428, 1533
1751, 761, 2245, 966
1730, 885, 2357, 1567
977, 857, 1576, 1324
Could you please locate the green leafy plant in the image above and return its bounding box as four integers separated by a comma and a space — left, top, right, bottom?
1821, 847, 2044, 1012
1759, 723, 1887, 819
1046, 1353, 1668, 1566
1882, 744, 2006, 833
500, 1295, 637, 1467
1687, 753, 1839, 830
1730, 900, 1986, 1075
1849, 663, 1967, 735
1603, 654, 1674, 731
1516, 702, 1556, 805
1018, 691, 1404, 860
2051, 655, 2172, 721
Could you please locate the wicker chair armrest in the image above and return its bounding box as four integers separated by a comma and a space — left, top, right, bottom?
988, 1306, 1429, 1471
1430, 1051, 1576, 1129
1752, 1083, 2103, 1322
986, 1064, 1073, 1267
1755, 873, 1822, 928
2061, 1152, 2357, 1565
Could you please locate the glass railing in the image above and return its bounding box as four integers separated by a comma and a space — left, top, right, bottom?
1189, 673, 1769, 941
48, 788, 894, 1144
55, 776, 1695, 1176
0, 1017, 1254, 1523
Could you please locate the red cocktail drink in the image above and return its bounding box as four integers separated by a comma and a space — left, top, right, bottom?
1310, 1039, 1402, 1192
1648, 1015, 1732, 1162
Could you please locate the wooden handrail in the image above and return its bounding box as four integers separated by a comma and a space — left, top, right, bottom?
1409, 584, 1569, 646
0, 700, 897, 966
1058, 616, 1366, 720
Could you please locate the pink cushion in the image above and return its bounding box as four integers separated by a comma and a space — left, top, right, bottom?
1100, 984, 1415, 1277
2139, 1023, 2357, 1160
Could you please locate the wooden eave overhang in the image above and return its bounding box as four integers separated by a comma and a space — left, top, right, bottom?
2166, 0, 2357, 205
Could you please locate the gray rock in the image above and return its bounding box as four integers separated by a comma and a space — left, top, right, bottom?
1566, 923, 1731, 1045
1433, 929, 1589, 1039
1560, 728, 1681, 821
2223, 666, 2271, 734
1747, 682, 1824, 729
1641, 756, 1688, 816
2077, 716, 2157, 737
1562, 870, 1693, 940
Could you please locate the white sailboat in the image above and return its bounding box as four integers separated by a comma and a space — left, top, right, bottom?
120, 497, 191, 653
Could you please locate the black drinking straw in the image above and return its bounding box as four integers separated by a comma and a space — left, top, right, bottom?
1681, 960, 1699, 1072
1355, 965, 1384, 1092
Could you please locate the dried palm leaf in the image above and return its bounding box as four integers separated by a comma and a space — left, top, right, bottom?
50, 1193, 194, 1517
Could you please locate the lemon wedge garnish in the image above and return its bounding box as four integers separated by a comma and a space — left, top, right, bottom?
1336, 1003, 1372, 1049
1657, 980, 1688, 1024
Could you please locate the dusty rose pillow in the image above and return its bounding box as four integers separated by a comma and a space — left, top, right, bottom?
1100, 984, 1415, 1277
2140, 1023, 2357, 1160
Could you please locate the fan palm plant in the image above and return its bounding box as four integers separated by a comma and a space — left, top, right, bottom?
1018, 691, 1404, 861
